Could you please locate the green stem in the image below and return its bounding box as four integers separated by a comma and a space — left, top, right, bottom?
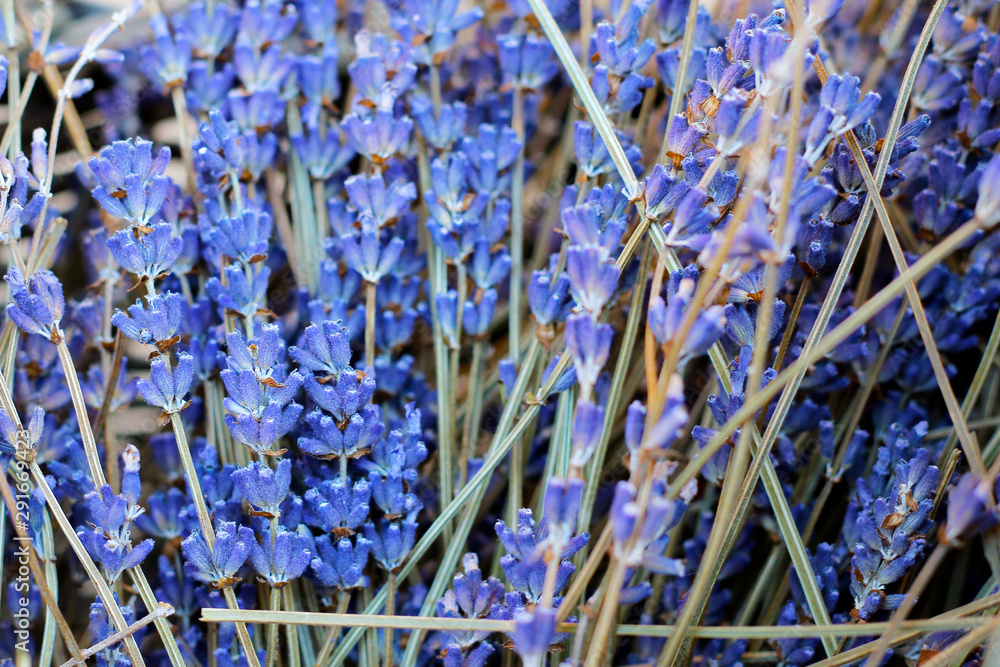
283, 587, 303, 667
62, 603, 175, 667
170, 413, 216, 540
451, 262, 468, 465
550, 388, 575, 482
668, 217, 984, 499
771, 276, 810, 376
357, 184, 687, 665
313, 177, 329, 260
130, 567, 187, 667
314, 591, 351, 666
266, 168, 303, 287
734, 0, 949, 524
222, 586, 262, 667
0, 477, 82, 663
169, 413, 261, 666
522, 0, 639, 200
205, 600, 1000, 639
0, 75, 33, 157
171, 85, 198, 196
844, 126, 984, 475
459, 339, 486, 488
28, 463, 145, 666
0, 62, 30, 157
44, 539, 65, 667
658, 400, 756, 666
420, 146, 455, 540
366, 281, 377, 372
509, 86, 525, 366
266, 585, 281, 667
56, 339, 106, 485
938, 303, 1000, 468
583, 560, 627, 667
429, 64, 442, 113
287, 105, 319, 292
384, 572, 396, 667
362, 588, 379, 667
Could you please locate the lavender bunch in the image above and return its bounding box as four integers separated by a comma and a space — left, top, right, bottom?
7, 1, 1000, 667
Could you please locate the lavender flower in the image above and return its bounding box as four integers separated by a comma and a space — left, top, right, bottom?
206, 264, 271, 321
345, 173, 417, 228
647, 268, 726, 368
141, 14, 191, 89
88, 597, 145, 667
565, 314, 613, 394
249, 526, 312, 586
303, 369, 377, 422
339, 227, 406, 285
850, 449, 938, 620
498, 33, 559, 90
494, 508, 587, 606
976, 153, 1000, 227
512, 607, 556, 667
89, 139, 172, 225
137, 353, 195, 416
173, 1, 239, 60
387, 0, 483, 64
943, 473, 999, 545
290, 321, 353, 379
5, 267, 65, 342
363, 518, 417, 571
11, 3, 1000, 663
200, 200, 273, 266
107, 223, 183, 282
342, 111, 412, 164
311, 534, 372, 589
77, 446, 154, 584
290, 120, 355, 180
112, 292, 184, 349
643, 164, 691, 223
804, 75, 880, 164
232, 458, 292, 518
609, 481, 686, 571
182, 521, 256, 587
348, 31, 417, 111
437, 553, 505, 649
0, 405, 43, 467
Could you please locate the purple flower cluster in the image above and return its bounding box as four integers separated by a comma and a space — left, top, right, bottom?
4, 0, 1000, 666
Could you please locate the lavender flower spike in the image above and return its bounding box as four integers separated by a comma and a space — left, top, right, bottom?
107, 223, 184, 282
89, 138, 172, 226
250, 526, 313, 587
943, 473, 999, 545
512, 607, 557, 667
181, 521, 256, 587
976, 152, 1000, 227
137, 353, 195, 417
804, 74, 880, 164
5, 267, 65, 342
111, 292, 184, 349
232, 458, 292, 518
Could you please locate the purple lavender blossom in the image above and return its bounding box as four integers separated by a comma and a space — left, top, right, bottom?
90, 139, 172, 226
137, 353, 195, 415
5, 267, 65, 342
182, 521, 256, 587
